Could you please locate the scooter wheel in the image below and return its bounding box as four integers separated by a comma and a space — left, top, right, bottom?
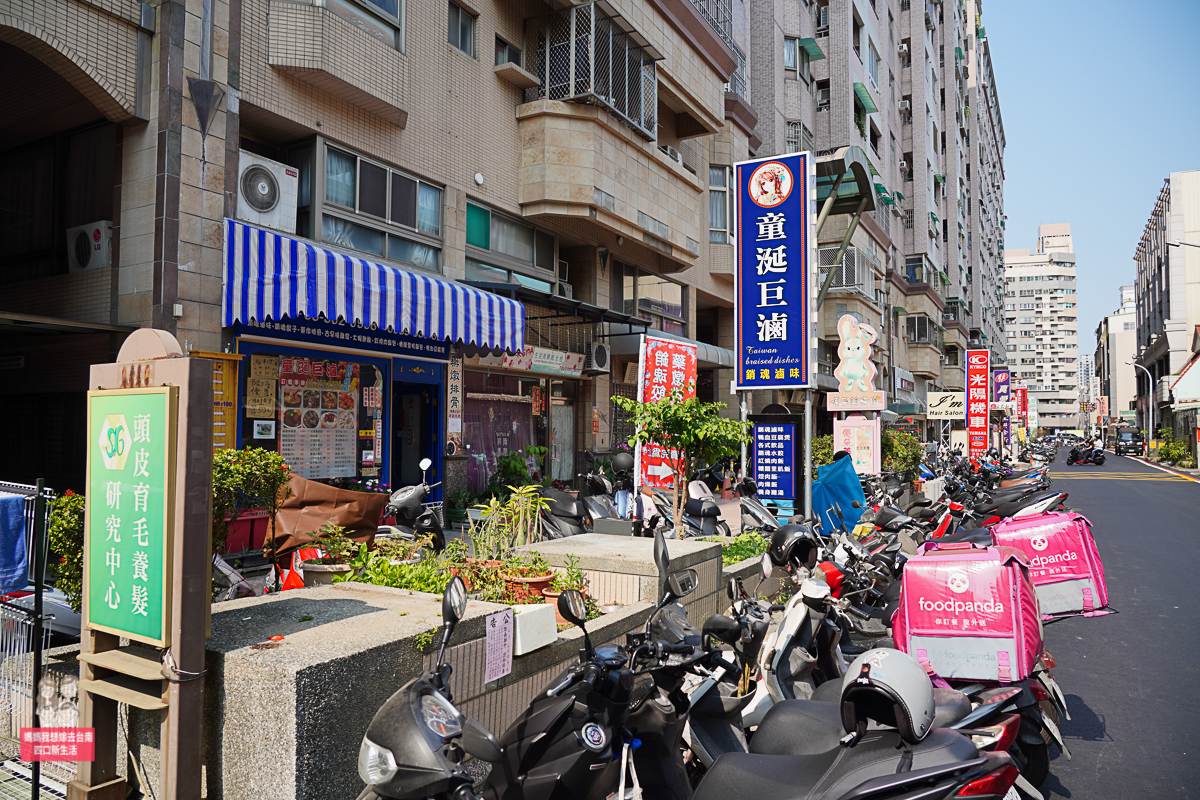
1014, 740, 1050, 787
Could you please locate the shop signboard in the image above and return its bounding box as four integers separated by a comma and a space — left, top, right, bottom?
734, 152, 816, 391
447, 352, 463, 455
828, 314, 885, 411
753, 424, 796, 500
85, 387, 177, 647
234, 318, 450, 360
966, 350, 990, 459
1014, 386, 1029, 428
833, 414, 880, 475
635, 335, 698, 489
1003, 416, 1012, 449
992, 368, 1011, 403
926, 392, 966, 419
278, 355, 365, 479
478, 346, 584, 376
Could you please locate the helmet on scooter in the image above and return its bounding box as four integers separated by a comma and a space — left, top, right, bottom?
840, 649, 936, 744
612, 452, 634, 473
768, 523, 819, 569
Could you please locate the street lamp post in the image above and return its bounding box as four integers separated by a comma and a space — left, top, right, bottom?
1167, 240, 1200, 249
1127, 360, 1154, 442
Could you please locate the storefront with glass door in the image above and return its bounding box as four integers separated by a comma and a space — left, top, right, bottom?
223, 218, 524, 496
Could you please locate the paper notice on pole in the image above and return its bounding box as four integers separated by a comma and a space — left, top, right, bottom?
483, 608, 514, 684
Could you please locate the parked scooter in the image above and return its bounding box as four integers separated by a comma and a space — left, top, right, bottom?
381, 457, 445, 552
536, 487, 589, 539
736, 475, 783, 535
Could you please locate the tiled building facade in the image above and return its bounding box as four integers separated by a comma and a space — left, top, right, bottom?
745, 0, 1007, 434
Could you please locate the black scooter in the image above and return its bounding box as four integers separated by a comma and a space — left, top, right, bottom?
382, 457, 445, 552
1065, 446, 1105, 466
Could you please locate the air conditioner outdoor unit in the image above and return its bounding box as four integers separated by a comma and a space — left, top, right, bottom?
658, 145, 682, 164
898, 100, 911, 111
897, 43, 909, 54
236, 151, 299, 233
558, 282, 573, 299
584, 342, 611, 375
898, 160, 909, 169
66, 221, 113, 272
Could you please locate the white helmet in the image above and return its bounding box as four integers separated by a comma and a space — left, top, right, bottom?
840, 649, 936, 744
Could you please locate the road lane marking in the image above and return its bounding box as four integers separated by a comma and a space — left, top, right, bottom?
1126, 458, 1200, 483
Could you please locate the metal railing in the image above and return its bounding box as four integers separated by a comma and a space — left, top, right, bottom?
724, 45, 747, 99
818, 246, 880, 301
904, 264, 944, 298
524, 2, 658, 139
688, 0, 736, 54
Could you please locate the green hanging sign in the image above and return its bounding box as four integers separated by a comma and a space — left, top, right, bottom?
85, 387, 178, 647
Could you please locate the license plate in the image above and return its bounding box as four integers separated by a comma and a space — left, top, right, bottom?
1003, 787, 1020, 800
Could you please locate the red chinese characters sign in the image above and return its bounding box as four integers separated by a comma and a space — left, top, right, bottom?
1014, 386, 1028, 428
635, 335, 698, 488
966, 350, 990, 459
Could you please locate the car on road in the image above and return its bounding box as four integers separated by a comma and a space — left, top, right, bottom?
1109, 428, 1144, 456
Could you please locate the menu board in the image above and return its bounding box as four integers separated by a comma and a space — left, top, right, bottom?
278, 357, 361, 479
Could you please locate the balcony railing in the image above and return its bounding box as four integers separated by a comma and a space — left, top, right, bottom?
524, 2, 658, 139
819, 246, 880, 301
904, 264, 944, 298
690, 0, 736, 54
724, 45, 747, 99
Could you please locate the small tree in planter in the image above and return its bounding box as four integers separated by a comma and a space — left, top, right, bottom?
213, 447, 294, 557
613, 391, 750, 533
47, 491, 86, 612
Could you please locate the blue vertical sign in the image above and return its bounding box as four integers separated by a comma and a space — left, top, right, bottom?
734, 152, 816, 390
754, 424, 797, 500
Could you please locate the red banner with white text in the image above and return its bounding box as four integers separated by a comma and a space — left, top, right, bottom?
635, 335, 698, 488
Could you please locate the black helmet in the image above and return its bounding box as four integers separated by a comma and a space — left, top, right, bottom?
768, 523, 819, 569
612, 452, 634, 473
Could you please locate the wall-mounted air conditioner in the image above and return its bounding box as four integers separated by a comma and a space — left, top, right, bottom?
236, 151, 299, 234
66, 221, 113, 272
898, 160, 909, 170
897, 43, 909, 54
898, 100, 911, 111
584, 342, 611, 375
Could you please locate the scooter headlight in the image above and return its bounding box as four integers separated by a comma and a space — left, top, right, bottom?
358, 736, 398, 785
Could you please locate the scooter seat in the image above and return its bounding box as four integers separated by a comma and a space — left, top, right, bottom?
808, 681, 972, 728
911, 506, 939, 521
685, 497, 721, 518
696, 729, 978, 800
749, 699, 845, 755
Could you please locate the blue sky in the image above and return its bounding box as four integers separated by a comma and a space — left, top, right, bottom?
986, 0, 1200, 351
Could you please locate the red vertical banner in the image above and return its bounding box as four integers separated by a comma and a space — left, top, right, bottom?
966, 350, 990, 460
1014, 386, 1028, 428
635, 335, 698, 488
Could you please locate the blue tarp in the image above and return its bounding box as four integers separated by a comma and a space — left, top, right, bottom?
812, 457, 867, 533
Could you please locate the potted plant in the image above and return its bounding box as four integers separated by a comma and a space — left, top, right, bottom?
543, 553, 588, 624
446, 489, 474, 524
502, 552, 555, 604
374, 534, 426, 566
302, 523, 357, 585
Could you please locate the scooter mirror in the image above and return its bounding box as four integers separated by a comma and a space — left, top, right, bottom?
726, 576, 738, 600
761, 552, 773, 580
419, 457, 433, 472
653, 529, 670, 582
557, 589, 589, 628
702, 614, 742, 646
461, 718, 503, 763
851, 501, 862, 509
667, 568, 699, 598
443, 576, 467, 626
583, 450, 596, 466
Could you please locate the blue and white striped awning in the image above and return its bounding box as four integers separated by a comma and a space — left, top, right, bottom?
223, 219, 524, 353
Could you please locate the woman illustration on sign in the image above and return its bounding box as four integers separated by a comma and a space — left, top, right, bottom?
749, 163, 792, 207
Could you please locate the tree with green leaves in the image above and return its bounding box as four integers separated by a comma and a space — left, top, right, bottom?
613, 391, 750, 533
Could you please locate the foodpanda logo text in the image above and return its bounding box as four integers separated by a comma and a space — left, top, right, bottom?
1029, 551, 1079, 568
917, 597, 1005, 615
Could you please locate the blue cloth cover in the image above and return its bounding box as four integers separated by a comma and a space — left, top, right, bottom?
0, 493, 26, 593
811, 456, 867, 533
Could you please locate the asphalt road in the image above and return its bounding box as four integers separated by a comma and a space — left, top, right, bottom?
1038, 452, 1200, 798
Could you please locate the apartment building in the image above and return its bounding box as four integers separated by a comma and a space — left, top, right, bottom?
1094, 284, 1137, 429
1002, 224, 1081, 432
0, 0, 760, 497
746, 0, 1006, 436
1133, 170, 1200, 435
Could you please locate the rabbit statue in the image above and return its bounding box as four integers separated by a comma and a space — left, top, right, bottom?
834, 314, 878, 393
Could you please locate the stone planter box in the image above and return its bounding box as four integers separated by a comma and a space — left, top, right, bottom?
302, 562, 351, 585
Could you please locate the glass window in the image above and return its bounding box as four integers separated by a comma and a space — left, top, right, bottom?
359, 161, 388, 218
448, 2, 474, 56
784, 38, 797, 70
491, 213, 534, 261
466, 258, 508, 283
326, 0, 400, 48
323, 215, 386, 256
495, 36, 521, 66
326, 149, 356, 207
466, 203, 490, 249
388, 235, 439, 270
417, 184, 441, 235
708, 167, 727, 243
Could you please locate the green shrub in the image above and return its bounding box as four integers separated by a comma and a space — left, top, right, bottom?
48, 491, 86, 611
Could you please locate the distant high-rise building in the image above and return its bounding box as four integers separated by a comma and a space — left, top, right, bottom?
1094, 284, 1137, 431
1002, 224, 1080, 431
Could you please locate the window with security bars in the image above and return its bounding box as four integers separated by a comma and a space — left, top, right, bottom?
903, 208, 914, 229
611, 381, 637, 446
906, 315, 939, 346
785, 121, 813, 153
523, 2, 658, 139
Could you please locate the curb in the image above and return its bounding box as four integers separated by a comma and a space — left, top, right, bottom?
1129, 457, 1200, 483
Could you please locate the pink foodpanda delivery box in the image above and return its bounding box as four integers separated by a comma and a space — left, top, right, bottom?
990, 511, 1109, 617
893, 542, 1043, 683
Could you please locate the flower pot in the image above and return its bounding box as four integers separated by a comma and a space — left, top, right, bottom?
505, 573, 554, 604
302, 561, 352, 586
543, 587, 587, 625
